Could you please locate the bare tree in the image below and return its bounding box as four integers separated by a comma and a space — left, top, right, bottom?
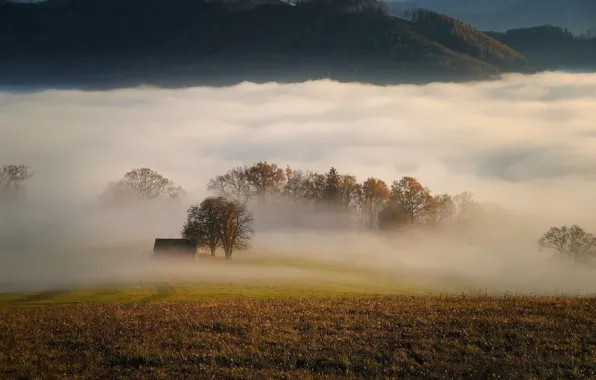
0, 164, 33, 198
216, 199, 255, 259
207, 166, 252, 202
102, 168, 186, 202
453, 192, 483, 224
390, 176, 434, 224
181, 198, 225, 256
538, 225, 596, 262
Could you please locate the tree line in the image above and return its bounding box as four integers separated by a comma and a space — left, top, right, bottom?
207, 161, 483, 231
3, 162, 596, 263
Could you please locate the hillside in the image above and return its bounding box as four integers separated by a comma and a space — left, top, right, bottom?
0, 0, 528, 88
409, 9, 526, 70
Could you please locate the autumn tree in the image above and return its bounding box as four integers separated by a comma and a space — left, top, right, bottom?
244, 161, 285, 205
389, 176, 434, 224
207, 166, 252, 202
538, 225, 596, 262
338, 174, 361, 210
359, 177, 390, 229
216, 199, 255, 259
181, 197, 224, 256
102, 168, 186, 202
429, 193, 456, 225
302, 171, 327, 205
0, 164, 33, 199
283, 166, 306, 203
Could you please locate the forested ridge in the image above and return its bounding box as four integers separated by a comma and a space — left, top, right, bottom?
0, 0, 593, 87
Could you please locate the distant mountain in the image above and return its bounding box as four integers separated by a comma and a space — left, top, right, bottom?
467, 0, 596, 35
393, 0, 518, 15
487, 25, 596, 70
0, 0, 529, 88
394, 0, 596, 35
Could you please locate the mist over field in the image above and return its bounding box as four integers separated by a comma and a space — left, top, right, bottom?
2, 71, 596, 294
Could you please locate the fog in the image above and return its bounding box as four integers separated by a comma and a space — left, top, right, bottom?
1, 71, 596, 295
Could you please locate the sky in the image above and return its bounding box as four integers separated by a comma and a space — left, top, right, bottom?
2, 70, 596, 293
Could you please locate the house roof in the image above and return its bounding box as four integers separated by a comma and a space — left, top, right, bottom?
153, 238, 197, 251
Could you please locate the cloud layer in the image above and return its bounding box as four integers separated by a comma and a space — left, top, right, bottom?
2, 71, 596, 293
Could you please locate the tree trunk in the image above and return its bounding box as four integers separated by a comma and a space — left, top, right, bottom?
225, 248, 232, 260
210, 246, 216, 256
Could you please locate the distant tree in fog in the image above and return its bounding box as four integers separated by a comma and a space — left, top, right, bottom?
302, 171, 327, 205
430, 193, 456, 225
182, 197, 225, 256
389, 176, 434, 224
207, 166, 252, 202
244, 161, 285, 205
324, 167, 342, 206
102, 168, 186, 202
208, 161, 285, 205
338, 173, 361, 210
453, 192, 483, 223
538, 225, 596, 262
0, 164, 33, 199
283, 166, 306, 203
378, 203, 409, 231
359, 177, 390, 229
181, 196, 254, 259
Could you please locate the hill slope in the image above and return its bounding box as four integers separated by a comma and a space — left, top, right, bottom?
0, 0, 528, 88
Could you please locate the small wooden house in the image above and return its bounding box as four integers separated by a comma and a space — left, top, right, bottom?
153, 238, 198, 260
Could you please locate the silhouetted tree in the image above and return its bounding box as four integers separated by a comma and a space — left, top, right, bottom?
181, 197, 225, 256
538, 225, 596, 262
217, 199, 255, 259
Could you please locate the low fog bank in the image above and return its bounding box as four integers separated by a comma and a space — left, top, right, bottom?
2, 71, 596, 294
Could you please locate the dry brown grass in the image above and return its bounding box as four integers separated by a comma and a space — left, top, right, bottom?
2, 296, 596, 379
